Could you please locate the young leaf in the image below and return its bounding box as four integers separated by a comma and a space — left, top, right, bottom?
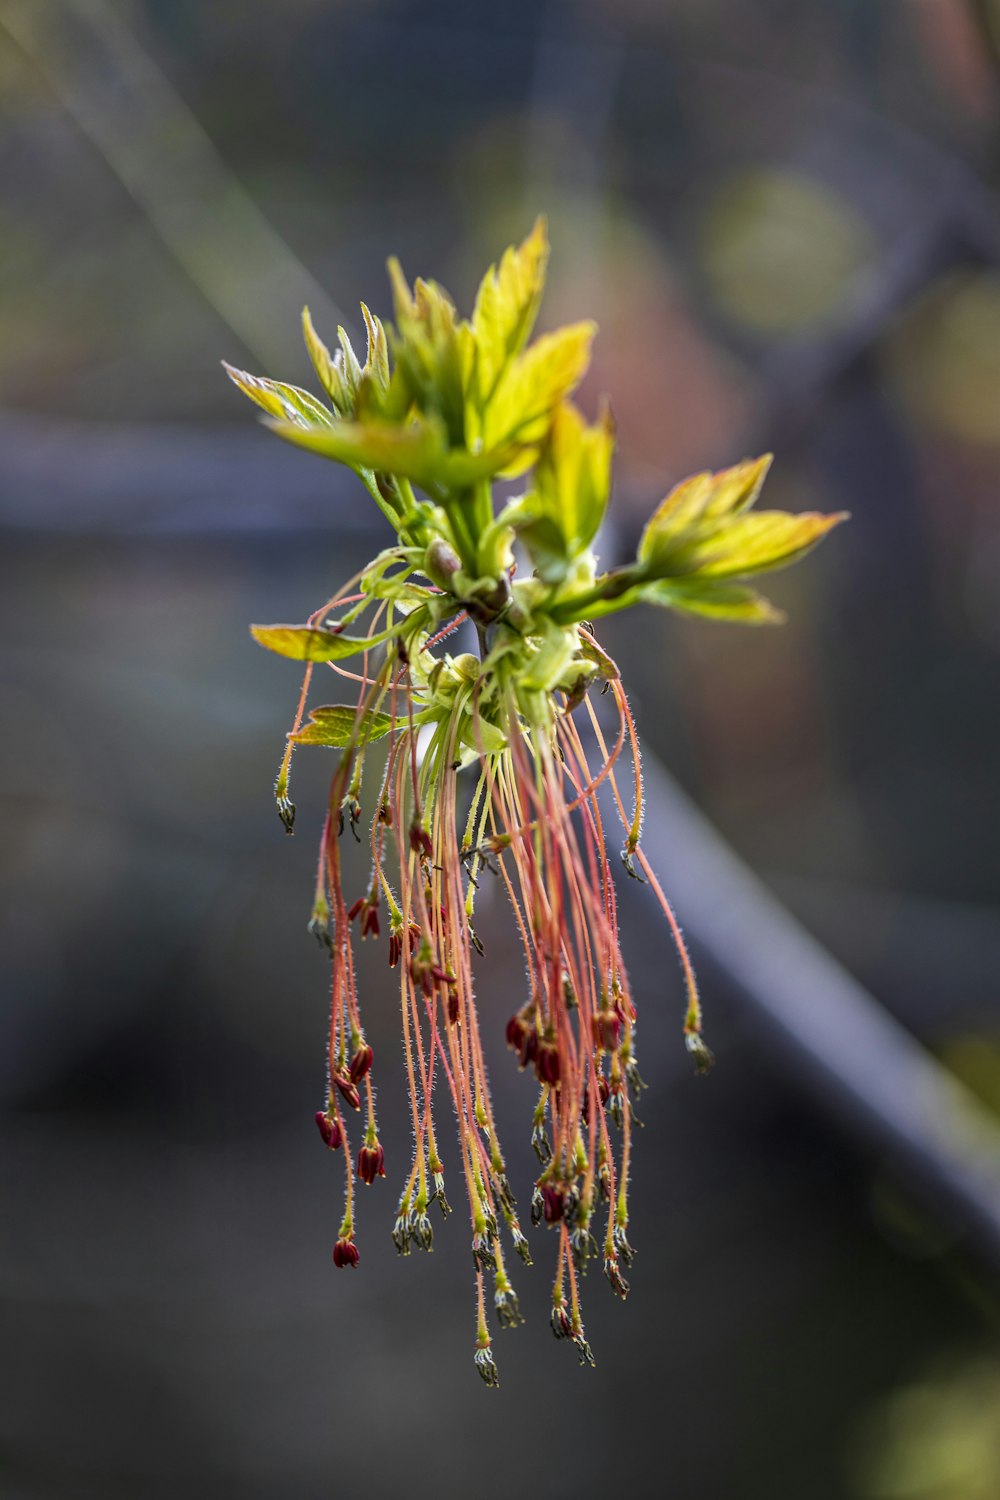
637, 454, 846, 583
482, 322, 596, 457
263, 414, 446, 484
250, 623, 397, 662
519, 400, 613, 580
638, 456, 773, 558
301, 309, 351, 415
222, 362, 335, 429
290, 705, 396, 747
469, 216, 549, 409
361, 303, 390, 392
652, 509, 847, 580
636, 579, 786, 624
386, 264, 469, 447
264, 415, 517, 492
337, 325, 364, 392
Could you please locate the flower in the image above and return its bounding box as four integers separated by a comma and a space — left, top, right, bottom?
356, 1140, 385, 1186
315, 1111, 342, 1151
332, 1236, 359, 1269
228, 218, 845, 1383
348, 1040, 374, 1084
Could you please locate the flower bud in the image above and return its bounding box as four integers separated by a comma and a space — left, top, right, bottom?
424, 538, 462, 589
505, 1008, 538, 1069
409, 821, 433, 859
535, 1039, 561, 1087
592, 1008, 622, 1053
581, 1074, 611, 1126
332, 1236, 360, 1269
315, 1111, 342, 1151
540, 1184, 565, 1224
333, 1073, 362, 1111
348, 1041, 374, 1083
357, 1141, 386, 1185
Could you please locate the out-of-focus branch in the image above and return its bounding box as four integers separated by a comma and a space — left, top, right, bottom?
0, 0, 353, 371
629, 756, 1000, 1267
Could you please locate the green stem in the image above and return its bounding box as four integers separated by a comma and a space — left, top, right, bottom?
549, 564, 648, 625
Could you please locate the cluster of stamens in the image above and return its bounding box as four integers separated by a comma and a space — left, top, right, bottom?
286, 584, 707, 1387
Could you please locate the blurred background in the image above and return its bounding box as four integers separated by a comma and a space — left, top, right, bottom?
2, 1, 1000, 1496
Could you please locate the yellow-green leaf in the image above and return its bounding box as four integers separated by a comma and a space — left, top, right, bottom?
361, 302, 390, 392
541, 402, 613, 545
301, 309, 350, 414
515, 401, 614, 581
291, 705, 396, 747
264, 415, 445, 482
470, 216, 549, 408
482, 321, 596, 456
250, 623, 397, 661
264, 415, 517, 491
661, 510, 847, 579
638, 455, 773, 565
337, 325, 363, 390
222, 362, 335, 429
637, 579, 785, 624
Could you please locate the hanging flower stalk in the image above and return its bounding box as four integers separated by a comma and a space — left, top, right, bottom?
225, 218, 845, 1385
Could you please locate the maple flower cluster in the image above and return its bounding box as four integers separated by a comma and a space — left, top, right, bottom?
226, 219, 844, 1384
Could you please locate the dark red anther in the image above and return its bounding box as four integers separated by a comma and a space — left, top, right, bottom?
505, 1013, 525, 1051
581, 1074, 611, 1126
613, 989, 636, 1025
357, 1141, 385, 1185
333, 1072, 362, 1111
447, 986, 460, 1025
541, 1184, 565, 1223
506, 1009, 538, 1069
592, 1009, 622, 1053
362, 904, 380, 939
409, 821, 433, 859
347, 896, 365, 922
315, 1111, 342, 1150
333, 1236, 360, 1268
410, 945, 449, 998
388, 931, 402, 969
349, 1041, 374, 1083
535, 1039, 561, 1087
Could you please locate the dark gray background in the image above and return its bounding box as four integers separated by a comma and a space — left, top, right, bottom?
2, 2, 1000, 1497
